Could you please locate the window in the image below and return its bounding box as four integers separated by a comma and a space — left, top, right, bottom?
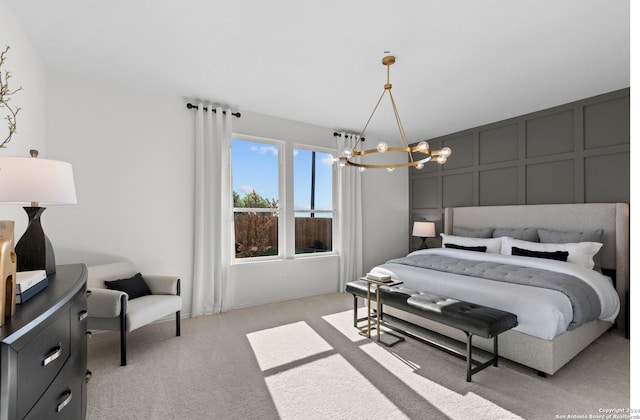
231, 136, 335, 260
232, 138, 281, 259
294, 148, 334, 254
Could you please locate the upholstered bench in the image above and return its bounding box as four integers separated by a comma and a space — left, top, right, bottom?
346, 279, 518, 381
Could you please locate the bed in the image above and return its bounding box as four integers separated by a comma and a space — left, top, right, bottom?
367, 203, 629, 376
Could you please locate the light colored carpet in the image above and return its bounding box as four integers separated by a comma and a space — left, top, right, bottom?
86, 292, 630, 420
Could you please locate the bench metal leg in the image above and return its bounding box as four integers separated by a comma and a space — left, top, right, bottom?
383, 318, 501, 382
348, 289, 513, 381
466, 332, 473, 382
353, 294, 358, 327
465, 332, 501, 382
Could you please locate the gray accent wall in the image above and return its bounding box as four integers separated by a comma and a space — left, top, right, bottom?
410, 88, 630, 249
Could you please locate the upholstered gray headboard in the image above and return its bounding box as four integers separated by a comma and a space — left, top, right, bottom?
444, 203, 630, 330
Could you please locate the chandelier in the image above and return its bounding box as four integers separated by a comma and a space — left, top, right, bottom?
339, 55, 451, 171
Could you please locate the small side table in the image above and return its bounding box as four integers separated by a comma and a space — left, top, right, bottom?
358, 277, 405, 347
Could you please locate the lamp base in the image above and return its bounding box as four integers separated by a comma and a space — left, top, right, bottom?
419, 237, 429, 249
15, 207, 56, 275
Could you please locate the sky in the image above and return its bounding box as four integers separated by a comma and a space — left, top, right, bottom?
231, 139, 334, 212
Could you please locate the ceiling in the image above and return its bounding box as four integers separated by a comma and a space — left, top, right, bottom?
7, 0, 630, 142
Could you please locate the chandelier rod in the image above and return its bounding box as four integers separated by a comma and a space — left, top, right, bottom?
388, 89, 413, 162
353, 88, 387, 153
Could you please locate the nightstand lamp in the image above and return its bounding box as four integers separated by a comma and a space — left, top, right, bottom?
0, 150, 77, 275
412, 221, 435, 249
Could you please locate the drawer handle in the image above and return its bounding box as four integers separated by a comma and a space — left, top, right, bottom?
86, 290, 93, 297
43, 343, 62, 366
57, 390, 72, 413
86, 369, 92, 383
86, 331, 92, 339
79, 310, 88, 321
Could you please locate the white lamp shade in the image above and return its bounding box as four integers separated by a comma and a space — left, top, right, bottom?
412, 221, 435, 238
0, 157, 77, 205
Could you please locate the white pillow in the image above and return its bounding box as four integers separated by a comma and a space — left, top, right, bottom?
440, 233, 503, 254
501, 237, 603, 269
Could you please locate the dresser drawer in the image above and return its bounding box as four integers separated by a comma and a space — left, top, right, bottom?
23, 356, 83, 420
16, 309, 71, 419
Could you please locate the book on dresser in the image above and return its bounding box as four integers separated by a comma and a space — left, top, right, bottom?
16, 270, 48, 304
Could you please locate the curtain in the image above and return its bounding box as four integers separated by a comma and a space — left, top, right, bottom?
337, 133, 363, 291
192, 105, 234, 316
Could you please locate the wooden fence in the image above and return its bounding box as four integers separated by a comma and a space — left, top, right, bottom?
234, 214, 332, 257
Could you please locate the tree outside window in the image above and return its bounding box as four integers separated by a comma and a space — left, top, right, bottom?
232, 138, 280, 259
233, 190, 278, 258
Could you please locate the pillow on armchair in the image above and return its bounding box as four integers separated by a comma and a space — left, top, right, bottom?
104, 273, 152, 300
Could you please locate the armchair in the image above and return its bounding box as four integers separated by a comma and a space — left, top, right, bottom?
87, 261, 182, 366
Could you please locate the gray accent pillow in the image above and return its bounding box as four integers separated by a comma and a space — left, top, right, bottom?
537, 228, 604, 244
452, 227, 494, 238
493, 227, 539, 242
537, 228, 604, 272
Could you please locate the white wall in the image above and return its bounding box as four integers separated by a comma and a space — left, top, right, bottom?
1, 0, 410, 314
41, 73, 411, 314
44, 73, 196, 313
0, 0, 48, 235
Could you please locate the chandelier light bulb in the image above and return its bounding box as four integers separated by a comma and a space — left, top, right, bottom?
417, 141, 429, 152
440, 147, 452, 157
437, 156, 447, 164
343, 148, 353, 158
387, 167, 395, 173
359, 167, 367, 172
415, 163, 424, 170
377, 142, 388, 153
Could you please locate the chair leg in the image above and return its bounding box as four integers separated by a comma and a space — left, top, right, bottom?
176, 279, 181, 337
120, 295, 127, 366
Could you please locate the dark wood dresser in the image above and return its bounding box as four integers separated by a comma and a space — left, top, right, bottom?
0, 264, 89, 420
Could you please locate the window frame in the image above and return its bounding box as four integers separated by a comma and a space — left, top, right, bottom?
292, 144, 337, 257
230, 134, 338, 263
231, 134, 285, 263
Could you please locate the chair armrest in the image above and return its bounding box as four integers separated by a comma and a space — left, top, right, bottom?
87, 288, 128, 318
144, 275, 180, 295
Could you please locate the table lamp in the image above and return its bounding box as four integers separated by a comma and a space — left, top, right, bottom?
412, 221, 435, 249
0, 150, 77, 274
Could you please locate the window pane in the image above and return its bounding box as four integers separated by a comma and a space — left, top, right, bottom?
234, 212, 278, 258
294, 149, 333, 254
232, 139, 280, 259
294, 212, 332, 254
294, 149, 333, 211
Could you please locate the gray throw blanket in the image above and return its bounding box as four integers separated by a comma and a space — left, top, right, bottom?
387, 254, 601, 329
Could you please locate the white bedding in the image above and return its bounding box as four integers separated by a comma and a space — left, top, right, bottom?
369, 248, 620, 340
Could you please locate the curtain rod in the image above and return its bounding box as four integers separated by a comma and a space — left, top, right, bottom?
333, 132, 365, 142
186, 103, 241, 118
